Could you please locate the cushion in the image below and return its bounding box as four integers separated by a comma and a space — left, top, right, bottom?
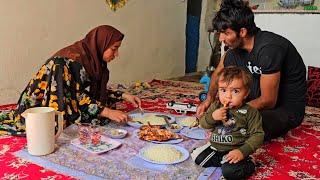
306, 66, 320, 107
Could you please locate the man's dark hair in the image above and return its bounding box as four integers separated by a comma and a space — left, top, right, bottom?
213, 0, 258, 36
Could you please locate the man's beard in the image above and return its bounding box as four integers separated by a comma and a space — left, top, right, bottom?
228, 37, 243, 49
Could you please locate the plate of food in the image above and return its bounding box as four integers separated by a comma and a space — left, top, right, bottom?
71, 136, 122, 154
176, 116, 199, 127
104, 128, 127, 139
128, 112, 175, 128
134, 125, 183, 144
180, 127, 206, 140
138, 144, 189, 165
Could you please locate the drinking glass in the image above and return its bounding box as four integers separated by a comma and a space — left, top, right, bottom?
78, 123, 91, 145
90, 125, 102, 146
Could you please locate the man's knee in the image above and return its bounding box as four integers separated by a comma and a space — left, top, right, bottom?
260, 109, 291, 140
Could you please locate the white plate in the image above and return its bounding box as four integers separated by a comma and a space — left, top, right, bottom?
133, 129, 183, 144
104, 128, 127, 139
138, 144, 189, 165
128, 112, 176, 128
180, 127, 206, 140
71, 136, 122, 154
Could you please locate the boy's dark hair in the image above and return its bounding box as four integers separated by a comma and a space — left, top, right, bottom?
213, 0, 258, 36
216, 66, 253, 91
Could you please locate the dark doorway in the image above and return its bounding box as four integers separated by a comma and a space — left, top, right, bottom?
185, 0, 202, 73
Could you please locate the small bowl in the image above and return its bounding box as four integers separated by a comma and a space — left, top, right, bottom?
166, 124, 183, 133
105, 128, 128, 139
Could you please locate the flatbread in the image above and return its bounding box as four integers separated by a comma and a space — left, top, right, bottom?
132, 114, 166, 125
179, 117, 197, 127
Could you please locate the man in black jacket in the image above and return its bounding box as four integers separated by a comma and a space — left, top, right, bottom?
196, 0, 307, 141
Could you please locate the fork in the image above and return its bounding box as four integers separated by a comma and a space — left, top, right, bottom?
155, 114, 171, 127
139, 107, 145, 115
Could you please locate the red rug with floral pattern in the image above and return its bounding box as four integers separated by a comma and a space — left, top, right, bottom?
0, 79, 319, 179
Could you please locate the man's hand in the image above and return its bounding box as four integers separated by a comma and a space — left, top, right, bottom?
211, 106, 228, 121
101, 108, 129, 123
122, 92, 142, 108
196, 99, 211, 117
225, 149, 244, 164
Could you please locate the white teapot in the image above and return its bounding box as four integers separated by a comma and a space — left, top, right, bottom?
22, 107, 63, 156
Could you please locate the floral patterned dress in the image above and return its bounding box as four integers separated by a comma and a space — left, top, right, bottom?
0, 57, 122, 135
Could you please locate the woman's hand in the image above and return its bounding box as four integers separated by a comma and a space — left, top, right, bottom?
100, 108, 129, 123
225, 149, 244, 164
122, 92, 141, 108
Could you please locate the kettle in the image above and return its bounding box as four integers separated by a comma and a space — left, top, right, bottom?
22, 107, 63, 156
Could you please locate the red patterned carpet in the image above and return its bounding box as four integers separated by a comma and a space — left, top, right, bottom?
0, 79, 319, 179
250, 107, 320, 180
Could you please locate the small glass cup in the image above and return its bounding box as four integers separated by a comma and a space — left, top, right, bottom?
78, 123, 91, 145
90, 125, 102, 146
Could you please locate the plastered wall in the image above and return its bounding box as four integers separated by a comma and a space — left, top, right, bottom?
2, 0, 319, 105
0, 0, 187, 104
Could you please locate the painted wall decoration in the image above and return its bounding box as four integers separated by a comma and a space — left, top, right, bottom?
105, 0, 128, 11
213, 0, 320, 13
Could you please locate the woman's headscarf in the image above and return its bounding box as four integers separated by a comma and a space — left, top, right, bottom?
53, 25, 124, 105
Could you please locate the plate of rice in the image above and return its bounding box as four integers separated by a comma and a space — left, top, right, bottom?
138, 144, 189, 165
128, 112, 175, 128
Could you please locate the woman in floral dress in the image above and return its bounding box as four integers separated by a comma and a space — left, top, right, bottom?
1, 25, 141, 135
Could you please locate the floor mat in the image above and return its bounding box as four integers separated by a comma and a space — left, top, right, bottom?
1, 79, 319, 179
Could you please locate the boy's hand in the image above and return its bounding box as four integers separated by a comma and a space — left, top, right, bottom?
211, 106, 228, 121
225, 149, 244, 164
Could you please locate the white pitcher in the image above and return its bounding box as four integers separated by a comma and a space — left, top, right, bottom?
22, 107, 64, 156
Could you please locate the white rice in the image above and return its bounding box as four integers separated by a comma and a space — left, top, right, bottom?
142, 145, 183, 163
